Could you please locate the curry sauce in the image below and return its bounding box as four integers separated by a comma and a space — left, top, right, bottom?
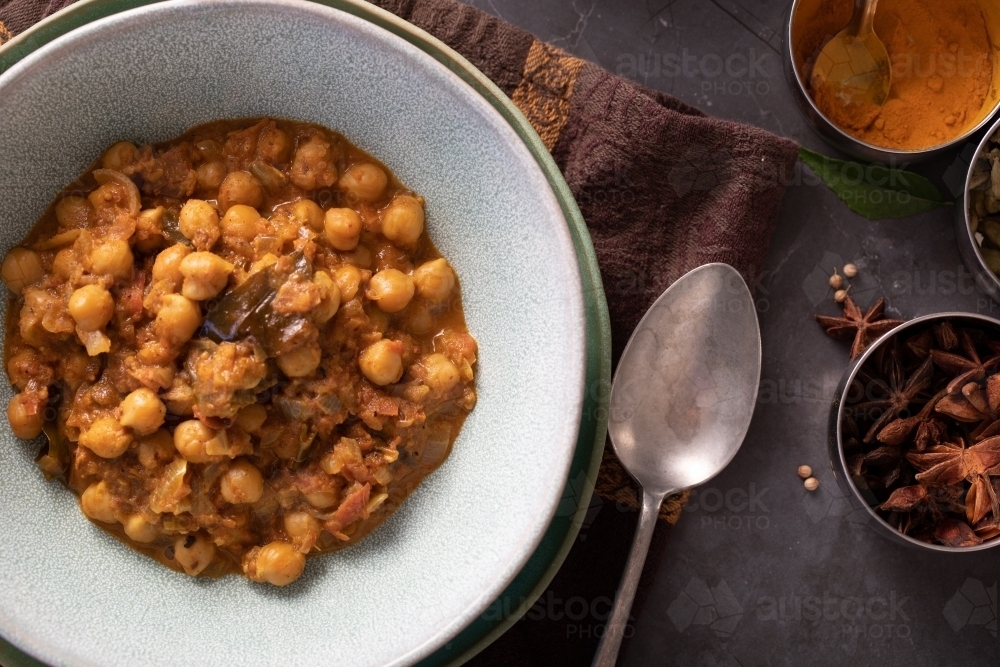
2, 118, 477, 585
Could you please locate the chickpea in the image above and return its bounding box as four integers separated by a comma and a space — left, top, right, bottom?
179, 252, 234, 301
135, 207, 165, 254
124, 515, 159, 543
119, 388, 166, 436
54, 196, 91, 228
277, 343, 321, 378
59, 350, 96, 392
290, 199, 325, 232
413, 258, 455, 303
339, 163, 387, 202
196, 161, 227, 190
257, 125, 291, 163
137, 429, 175, 469
305, 490, 338, 509
333, 265, 362, 301
151, 243, 191, 288
220, 205, 261, 242
101, 141, 137, 171
366, 268, 414, 313
155, 294, 202, 345
381, 195, 424, 246
218, 171, 264, 212
359, 339, 404, 386
323, 208, 362, 250
404, 301, 433, 335
419, 353, 460, 393
252, 541, 306, 586
219, 459, 265, 504
81, 481, 116, 523
1, 246, 44, 296
52, 248, 76, 280
178, 199, 220, 251
345, 244, 373, 269
173, 533, 216, 576
79, 416, 133, 459
90, 240, 134, 279
284, 511, 320, 547
173, 419, 222, 464
234, 403, 268, 433
312, 271, 341, 323
68, 284, 114, 332
7, 392, 44, 439
290, 137, 337, 190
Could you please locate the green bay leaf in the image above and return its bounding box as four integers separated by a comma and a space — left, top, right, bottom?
798, 146, 951, 220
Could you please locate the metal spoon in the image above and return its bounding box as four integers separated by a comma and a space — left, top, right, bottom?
591, 263, 761, 667
810, 0, 891, 111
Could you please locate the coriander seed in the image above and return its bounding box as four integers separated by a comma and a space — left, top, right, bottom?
804, 477, 819, 491
843, 263, 858, 278
829, 269, 843, 290
834, 289, 849, 303
797, 465, 812, 479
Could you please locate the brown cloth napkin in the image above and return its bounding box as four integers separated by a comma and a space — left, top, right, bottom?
0, 0, 799, 664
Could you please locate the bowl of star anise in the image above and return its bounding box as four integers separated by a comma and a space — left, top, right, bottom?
831, 313, 1000, 551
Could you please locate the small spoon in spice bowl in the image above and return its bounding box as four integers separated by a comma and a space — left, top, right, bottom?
591, 263, 761, 667
810, 0, 891, 127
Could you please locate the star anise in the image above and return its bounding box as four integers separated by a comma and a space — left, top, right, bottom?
851, 352, 934, 443
934, 518, 983, 547
840, 319, 1000, 547
880, 484, 965, 535
929, 329, 1000, 394
906, 436, 1000, 525
815, 296, 905, 360
877, 389, 948, 450
935, 375, 1000, 423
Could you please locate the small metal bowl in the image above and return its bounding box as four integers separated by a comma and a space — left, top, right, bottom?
828, 312, 1000, 553
783, 0, 1000, 164
956, 116, 1000, 303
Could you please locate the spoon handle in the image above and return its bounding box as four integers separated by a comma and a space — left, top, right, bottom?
849, 0, 880, 36
591, 488, 667, 667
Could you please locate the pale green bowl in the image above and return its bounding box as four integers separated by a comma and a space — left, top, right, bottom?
0, 1, 611, 666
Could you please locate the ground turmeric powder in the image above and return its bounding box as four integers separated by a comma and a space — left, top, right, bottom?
793, 0, 994, 150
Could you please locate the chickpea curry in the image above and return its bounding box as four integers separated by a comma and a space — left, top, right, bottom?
2, 118, 477, 586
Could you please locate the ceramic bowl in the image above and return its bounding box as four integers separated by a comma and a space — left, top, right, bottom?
783, 0, 1000, 164
828, 313, 1000, 553
0, 1, 590, 666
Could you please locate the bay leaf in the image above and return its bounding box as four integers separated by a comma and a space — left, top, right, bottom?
799, 147, 950, 219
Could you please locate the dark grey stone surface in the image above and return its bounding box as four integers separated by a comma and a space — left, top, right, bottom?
466, 0, 999, 665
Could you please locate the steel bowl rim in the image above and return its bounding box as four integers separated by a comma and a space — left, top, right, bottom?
959, 114, 1000, 297
834, 311, 1000, 553
785, 0, 1000, 160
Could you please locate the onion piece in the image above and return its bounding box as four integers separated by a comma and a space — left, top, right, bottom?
249, 159, 287, 193
92, 168, 141, 217
32, 228, 82, 251
149, 458, 190, 514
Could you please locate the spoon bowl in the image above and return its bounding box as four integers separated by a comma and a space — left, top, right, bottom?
592, 263, 761, 667
608, 264, 762, 496
810, 0, 891, 119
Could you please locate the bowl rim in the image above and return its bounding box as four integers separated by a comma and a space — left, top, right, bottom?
833, 312, 1000, 553
0, 2, 613, 666
784, 0, 1000, 160
957, 115, 1000, 300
